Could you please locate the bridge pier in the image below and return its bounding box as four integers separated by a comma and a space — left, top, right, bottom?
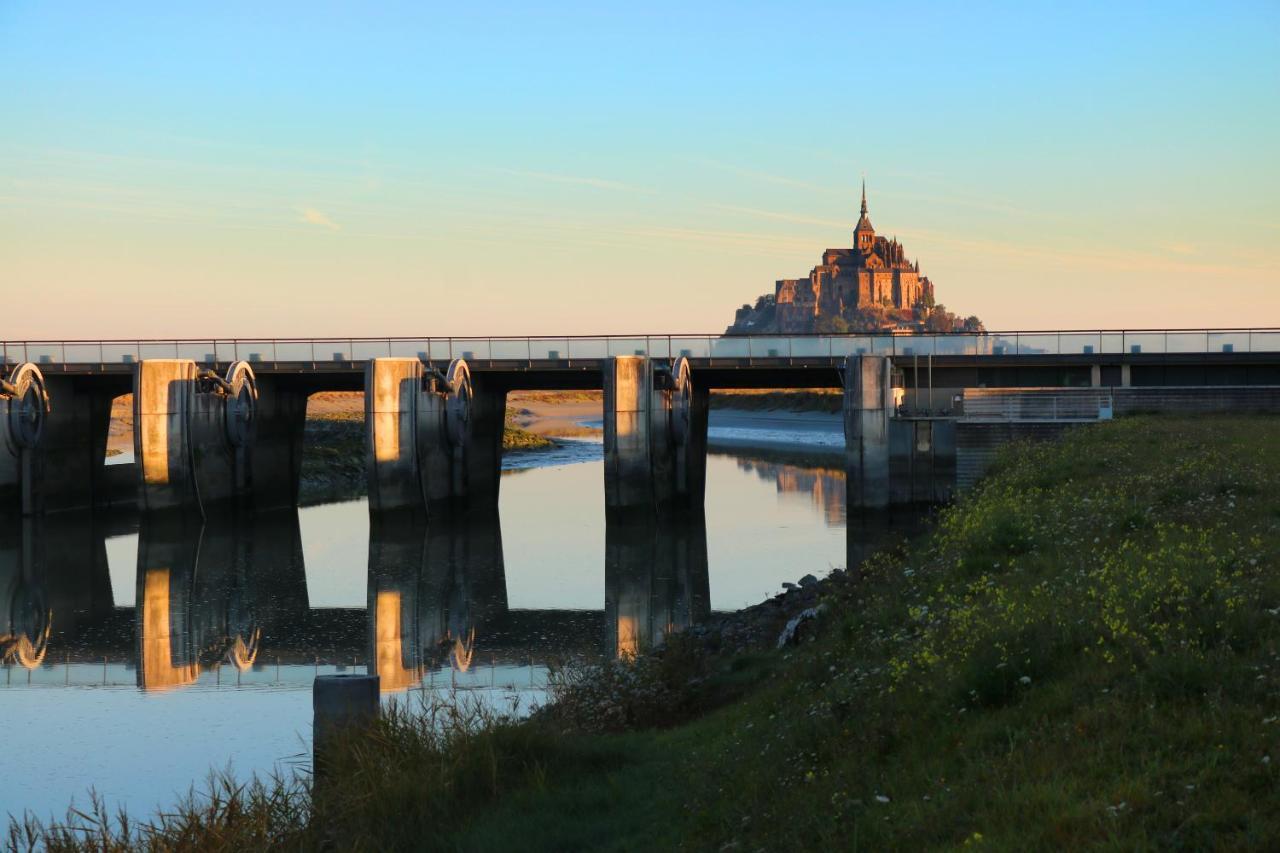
844, 354, 893, 510
135, 360, 267, 513
602, 356, 708, 515
365, 358, 505, 513
2, 364, 117, 515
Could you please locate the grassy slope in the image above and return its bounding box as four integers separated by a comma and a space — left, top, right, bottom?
21, 416, 1280, 850
451, 415, 1280, 850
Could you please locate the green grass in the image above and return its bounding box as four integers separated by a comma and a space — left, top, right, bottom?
298, 410, 555, 504
17, 415, 1280, 851
710, 389, 842, 413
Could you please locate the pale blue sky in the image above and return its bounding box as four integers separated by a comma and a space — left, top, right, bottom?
2, 1, 1277, 337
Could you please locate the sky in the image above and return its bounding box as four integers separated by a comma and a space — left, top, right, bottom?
2, 1, 1278, 339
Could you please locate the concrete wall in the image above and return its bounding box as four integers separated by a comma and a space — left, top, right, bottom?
843, 354, 891, 509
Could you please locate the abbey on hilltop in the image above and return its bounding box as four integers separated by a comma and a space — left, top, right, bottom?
727, 183, 982, 335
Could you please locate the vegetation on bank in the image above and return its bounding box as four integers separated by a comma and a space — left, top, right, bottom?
14, 415, 1280, 850
710, 388, 842, 414
298, 409, 555, 504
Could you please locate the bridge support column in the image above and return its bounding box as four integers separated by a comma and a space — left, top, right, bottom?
844, 355, 892, 510
1090, 365, 1101, 387
246, 376, 307, 510
2, 364, 114, 515
602, 356, 708, 515
135, 359, 260, 514
365, 357, 503, 513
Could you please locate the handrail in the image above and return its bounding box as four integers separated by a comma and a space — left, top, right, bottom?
2, 328, 1279, 366
2, 326, 1280, 345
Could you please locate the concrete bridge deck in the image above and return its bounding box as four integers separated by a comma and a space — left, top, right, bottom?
3, 329, 1279, 517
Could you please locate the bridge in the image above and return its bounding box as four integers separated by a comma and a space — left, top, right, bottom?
3, 329, 1279, 515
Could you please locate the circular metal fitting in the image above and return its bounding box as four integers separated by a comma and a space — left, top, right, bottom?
444, 359, 473, 449
669, 356, 692, 446
223, 361, 258, 448
4, 363, 49, 451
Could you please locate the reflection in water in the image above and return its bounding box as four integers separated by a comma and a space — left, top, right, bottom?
135, 511, 309, 691
732, 453, 846, 527
368, 511, 507, 693
605, 515, 710, 659
1, 515, 113, 669
0, 520, 52, 668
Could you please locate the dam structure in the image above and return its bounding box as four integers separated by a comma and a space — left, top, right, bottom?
3, 328, 1280, 515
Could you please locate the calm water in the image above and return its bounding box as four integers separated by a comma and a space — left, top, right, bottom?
0, 438, 872, 823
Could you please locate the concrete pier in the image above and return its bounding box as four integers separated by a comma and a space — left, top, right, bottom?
135, 360, 266, 513
365, 357, 505, 513
843, 354, 893, 509
2, 364, 118, 515
602, 356, 709, 514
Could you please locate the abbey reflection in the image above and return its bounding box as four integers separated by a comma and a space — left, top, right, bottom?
135, 510, 309, 691
367, 511, 508, 693
605, 515, 709, 659
732, 455, 846, 527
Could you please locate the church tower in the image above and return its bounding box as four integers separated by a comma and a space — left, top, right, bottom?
853, 179, 875, 253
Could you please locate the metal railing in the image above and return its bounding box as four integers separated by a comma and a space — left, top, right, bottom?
2, 328, 1278, 367
964, 387, 1116, 421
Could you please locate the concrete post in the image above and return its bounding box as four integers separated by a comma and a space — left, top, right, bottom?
135, 360, 198, 513
313, 674, 380, 776
366, 359, 430, 511
844, 355, 892, 510
1120, 364, 1132, 387
1090, 365, 1101, 388
603, 356, 707, 515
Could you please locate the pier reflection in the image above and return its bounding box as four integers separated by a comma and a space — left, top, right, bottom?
605, 514, 710, 659
135, 511, 309, 691
1, 514, 113, 669
367, 511, 508, 693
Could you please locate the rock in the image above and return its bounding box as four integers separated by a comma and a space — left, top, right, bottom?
775, 606, 824, 648
798, 573, 819, 588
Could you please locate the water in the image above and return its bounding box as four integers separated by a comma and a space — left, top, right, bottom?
0, 440, 863, 823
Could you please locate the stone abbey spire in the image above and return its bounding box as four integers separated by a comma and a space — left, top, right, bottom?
853, 178, 876, 252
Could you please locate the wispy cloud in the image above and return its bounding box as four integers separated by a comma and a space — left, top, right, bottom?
494, 168, 653, 194
298, 207, 340, 230
684, 157, 839, 195
707, 203, 848, 230
897, 226, 1278, 278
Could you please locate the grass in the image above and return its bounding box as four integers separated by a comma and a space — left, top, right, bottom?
298, 408, 555, 503
710, 389, 842, 414
15, 415, 1280, 850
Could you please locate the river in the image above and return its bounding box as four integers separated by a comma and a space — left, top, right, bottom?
1, 416, 858, 823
